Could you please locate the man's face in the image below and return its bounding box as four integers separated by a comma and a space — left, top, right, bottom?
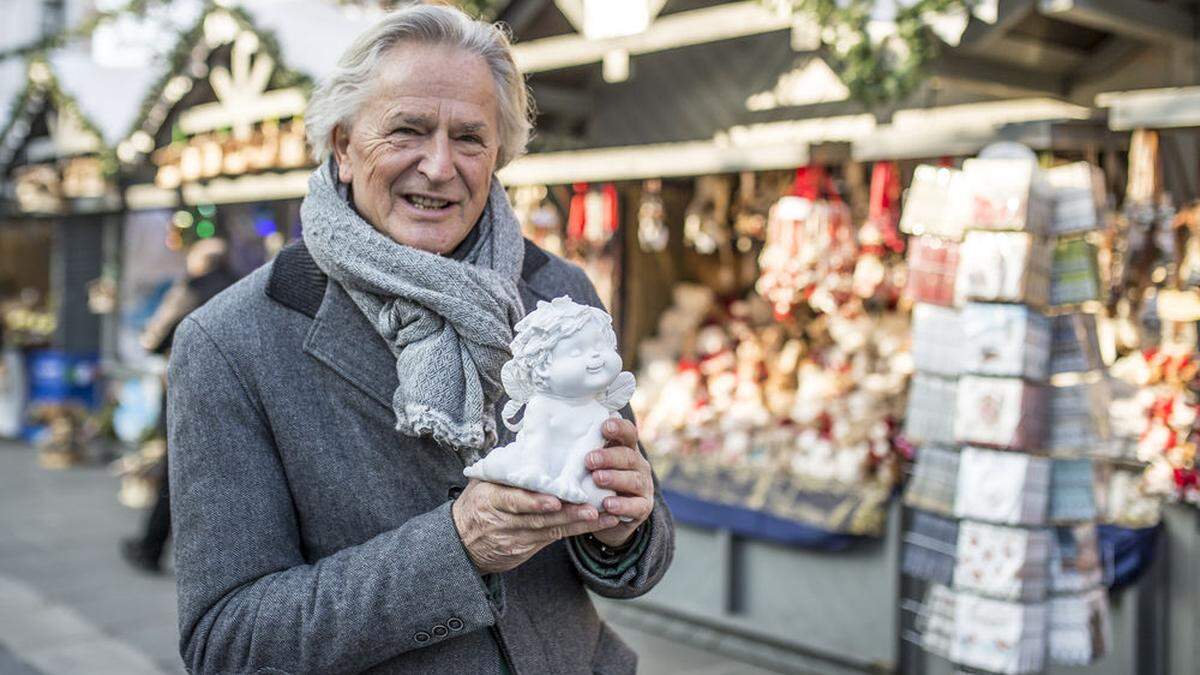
332, 44, 500, 254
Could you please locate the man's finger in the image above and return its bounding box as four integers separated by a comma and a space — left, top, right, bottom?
591, 469, 650, 497
600, 418, 638, 449
517, 504, 598, 530
586, 445, 648, 471
601, 496, 653, 520
543, 515, 621, 542
494, 485, 561, 514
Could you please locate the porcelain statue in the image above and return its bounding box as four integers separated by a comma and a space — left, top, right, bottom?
463, 296, 636, 510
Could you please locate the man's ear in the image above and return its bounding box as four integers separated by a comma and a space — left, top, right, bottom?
331, 125, 353, 183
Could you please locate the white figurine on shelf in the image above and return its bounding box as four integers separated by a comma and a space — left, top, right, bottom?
463, 296, 637, 510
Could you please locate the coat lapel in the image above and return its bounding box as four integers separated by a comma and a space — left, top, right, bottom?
303, 279, 398, 411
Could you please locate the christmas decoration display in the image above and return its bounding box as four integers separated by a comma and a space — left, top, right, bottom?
1107, 347, 1200, 505
633, 167, 913, 534
756, 166, 903, 319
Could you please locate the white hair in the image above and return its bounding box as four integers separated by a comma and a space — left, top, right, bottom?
305, 3, 533, 168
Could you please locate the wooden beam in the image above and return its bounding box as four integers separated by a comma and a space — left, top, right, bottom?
500, 99, 1093, 184
982, 34, 1089, 71
1038, 0, 1198, 45
1066, 36, 1147, 97
931, 54, 1068, 99
959, 0, 1036, 52
511, 1, 794, 73
1074, 37, 1146, 79
1096, 86, 1200, 130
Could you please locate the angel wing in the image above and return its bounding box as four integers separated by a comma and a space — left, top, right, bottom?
599, 371, 637, 411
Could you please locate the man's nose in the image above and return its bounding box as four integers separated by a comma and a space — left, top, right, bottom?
417, 133, 455, 183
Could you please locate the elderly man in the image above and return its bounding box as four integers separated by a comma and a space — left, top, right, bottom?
168, 5, 673, 674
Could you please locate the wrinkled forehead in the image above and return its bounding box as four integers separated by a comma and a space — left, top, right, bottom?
369, 42, 498, 112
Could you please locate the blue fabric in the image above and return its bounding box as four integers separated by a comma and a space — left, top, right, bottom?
1098, 524, 1161, 590
662, 488, 862, 551
25, 350, 100, 408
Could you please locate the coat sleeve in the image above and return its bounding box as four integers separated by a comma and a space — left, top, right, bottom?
561, 267, 675, 599
168, 317, 501, 674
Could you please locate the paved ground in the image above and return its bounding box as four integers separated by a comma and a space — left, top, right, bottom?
0, 440, 780, 675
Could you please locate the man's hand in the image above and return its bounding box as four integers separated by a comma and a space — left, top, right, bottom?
452, 479, 619, 575
587, 418, 655, 548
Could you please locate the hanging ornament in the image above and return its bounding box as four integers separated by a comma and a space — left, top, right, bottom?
866, 161, 904, 254
684, 175, 733, 254
566, 182, 588, 246
581, 183, 619, 246
601, 183, 620, 243
853, 161, 904, 300
1126, 129, 1160, 206
755, 165, 865, 317
733, 172, 764, 250
638, 179, 668, 252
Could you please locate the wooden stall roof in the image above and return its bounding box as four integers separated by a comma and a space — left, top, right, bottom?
498, 0, 1198, 179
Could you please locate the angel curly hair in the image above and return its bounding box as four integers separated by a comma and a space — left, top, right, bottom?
501, 297, 616, 431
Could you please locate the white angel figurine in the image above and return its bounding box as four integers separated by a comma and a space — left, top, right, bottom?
463, 296, 637, 510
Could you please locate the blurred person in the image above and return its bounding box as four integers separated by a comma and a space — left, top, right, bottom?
121, 238, 234, 572
167, 6, 672, 674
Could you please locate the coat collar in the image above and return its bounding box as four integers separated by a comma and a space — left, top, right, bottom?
304, 278, 398, 409
268, 239, 554, 412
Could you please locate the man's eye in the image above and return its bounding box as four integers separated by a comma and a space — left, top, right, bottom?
393, 127, 419, 135
458, 135, 483, 144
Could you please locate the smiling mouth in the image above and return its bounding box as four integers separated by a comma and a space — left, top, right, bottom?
404, 194, 454, 210
586, 364, 604, 374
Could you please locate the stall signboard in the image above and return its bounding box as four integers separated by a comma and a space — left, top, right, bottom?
10, 157, 111, 214
0, 61, 118, 215
120, 8, 315, 208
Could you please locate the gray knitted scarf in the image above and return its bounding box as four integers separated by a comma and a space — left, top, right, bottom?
301, 161, 525, 459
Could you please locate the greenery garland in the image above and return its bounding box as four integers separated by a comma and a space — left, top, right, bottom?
764, 0, 972, 108
0, 1, 314, 179
124, 2, 313, 151
0, 58, 118, 175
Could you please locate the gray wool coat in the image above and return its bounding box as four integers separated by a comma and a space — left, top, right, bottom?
167, 239, 674, 675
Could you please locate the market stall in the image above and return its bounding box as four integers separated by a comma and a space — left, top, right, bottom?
491, 0, 1200, 670
0, 51, 145, 454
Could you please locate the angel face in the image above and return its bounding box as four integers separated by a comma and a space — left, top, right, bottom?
541, 321, 621, 399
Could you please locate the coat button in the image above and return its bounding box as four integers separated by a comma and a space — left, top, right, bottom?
415, 631, 430, 643
447, 617, 464, 631
432, 624, 448, 637
448, 485, 464, 499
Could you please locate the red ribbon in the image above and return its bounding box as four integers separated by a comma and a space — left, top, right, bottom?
868, 161, 904, 253
567, 182, 588, 242
602, 183, 619, 235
